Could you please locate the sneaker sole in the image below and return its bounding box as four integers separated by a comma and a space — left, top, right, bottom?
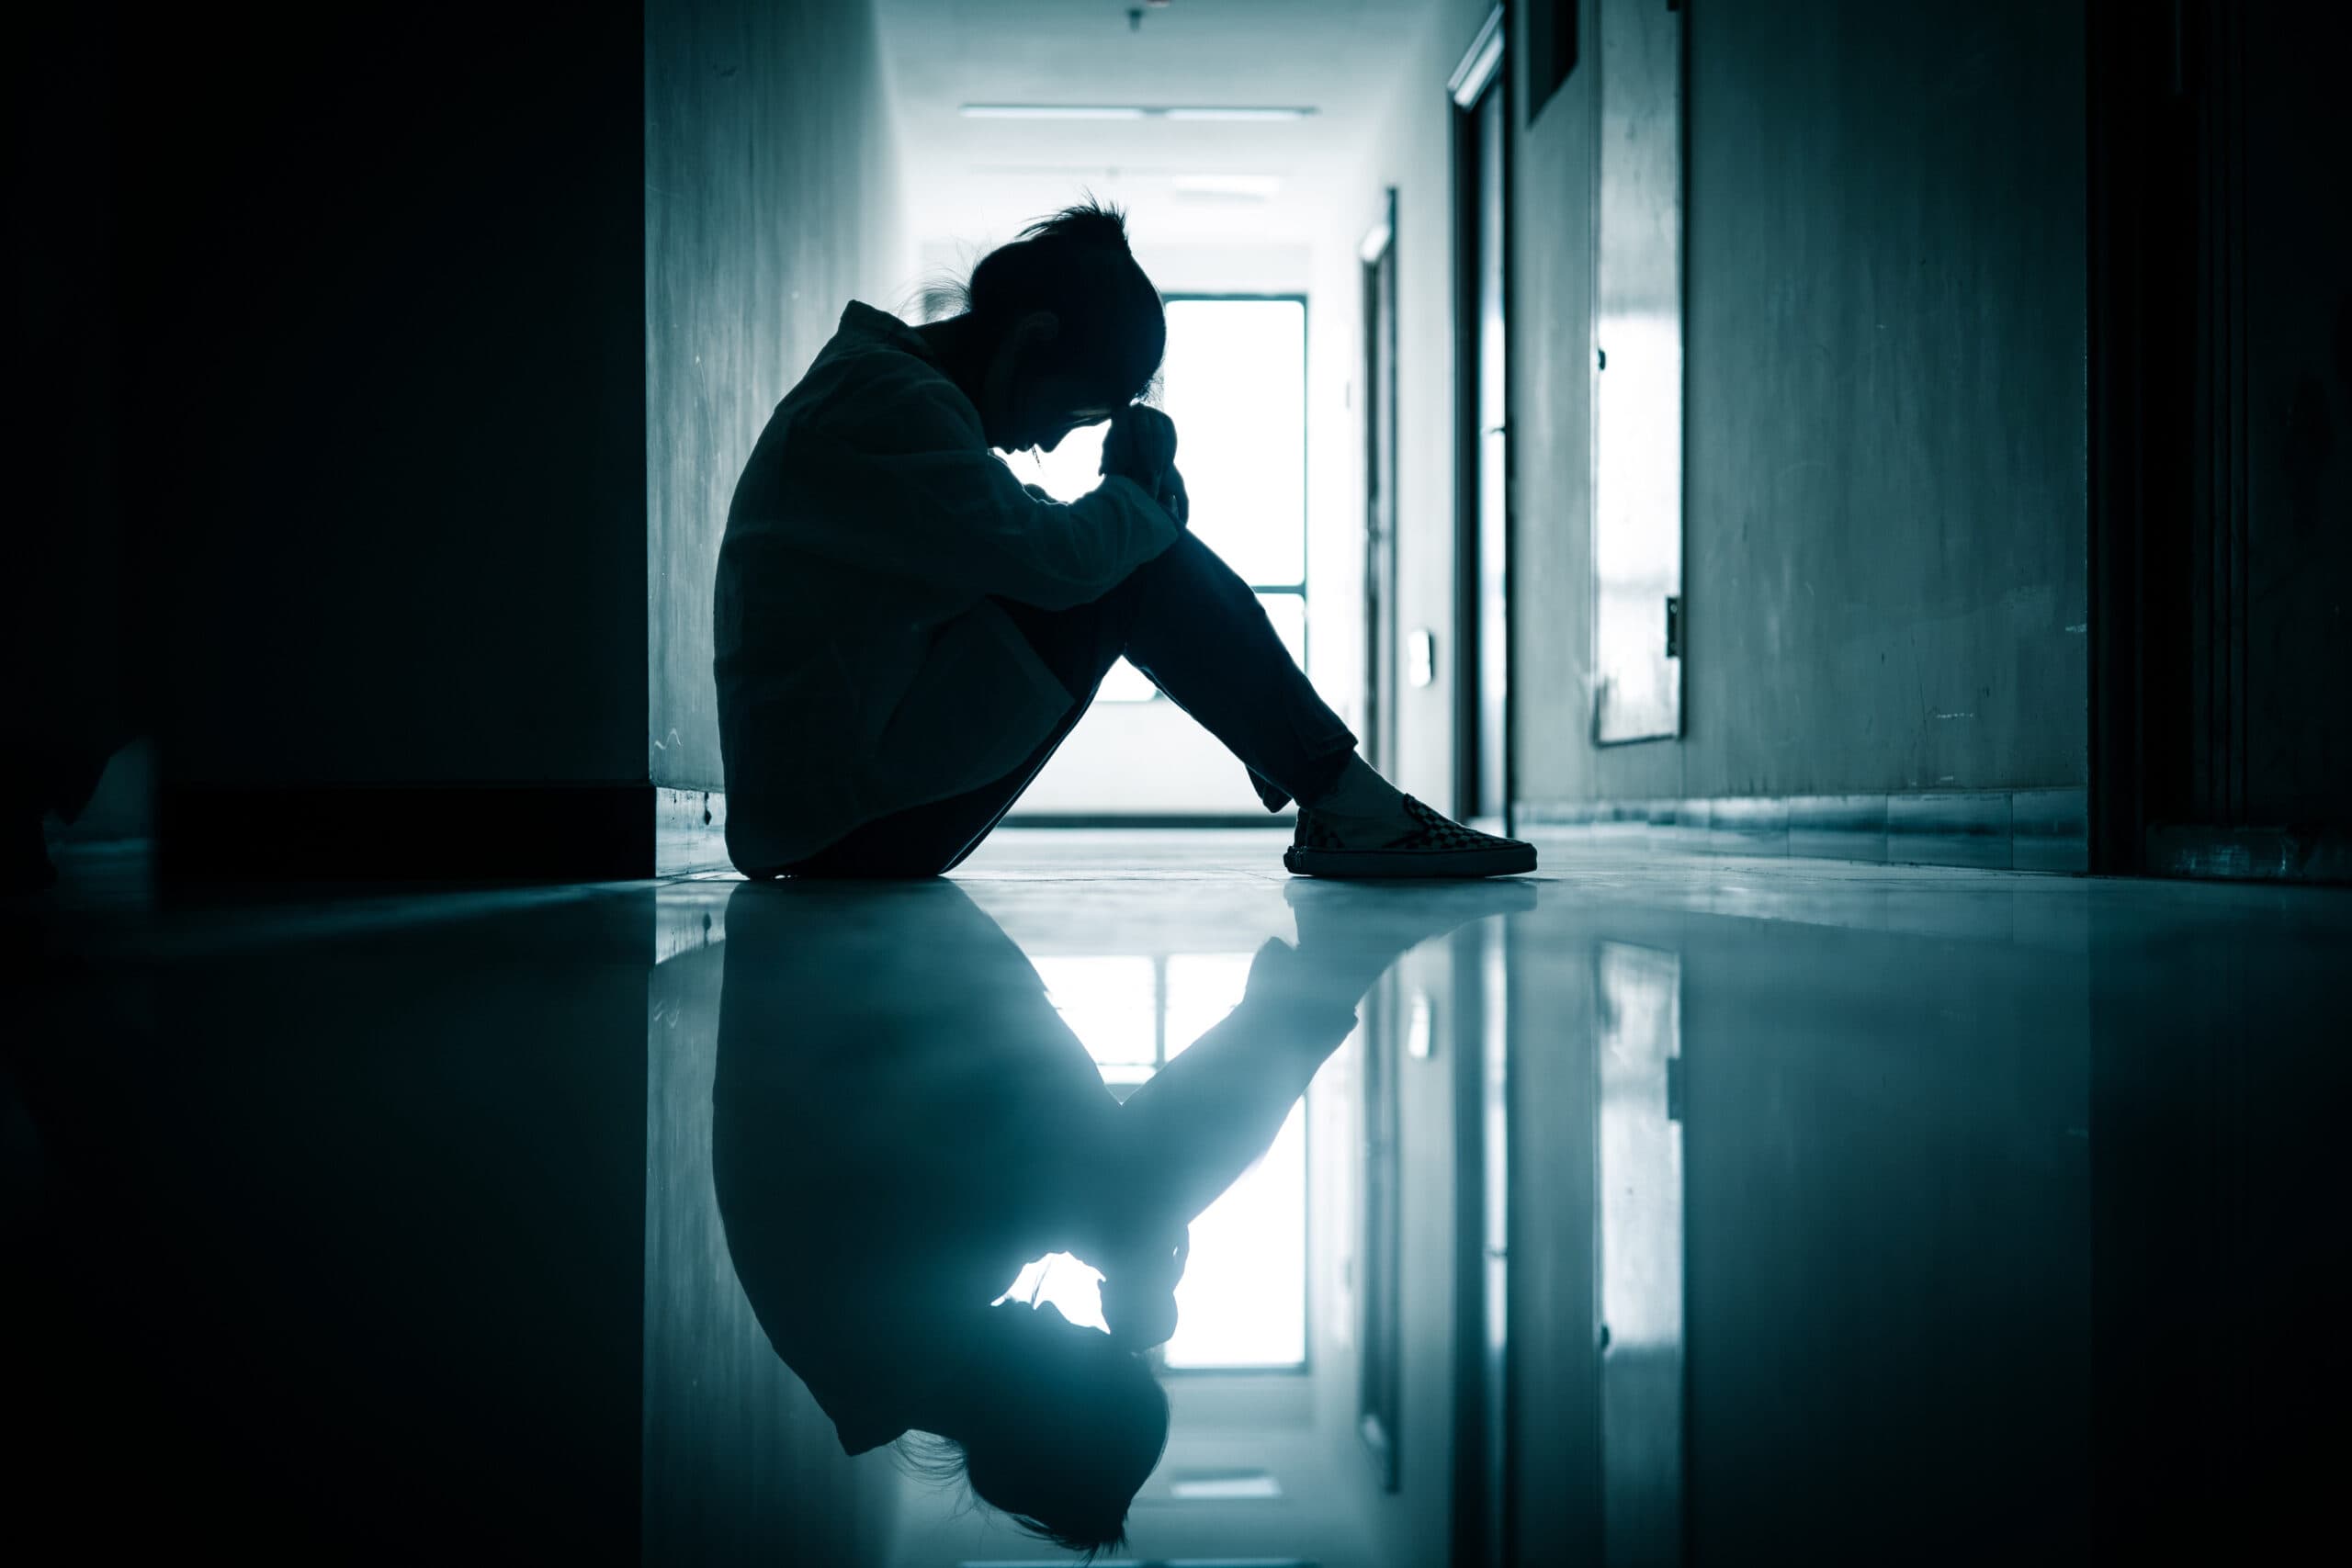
1283, 842, 1537, 880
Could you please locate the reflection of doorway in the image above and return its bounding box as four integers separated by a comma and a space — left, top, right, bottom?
1452, 9, 1510, 825
1594, 941, 1685, 1568
1362, 192, 1400, 777
2087, 2, 2352, 876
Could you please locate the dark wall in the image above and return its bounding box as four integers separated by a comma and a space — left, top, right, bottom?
126, 6, 648, 788
644, 0, 905, 794
13, 6, 135, 834
2239, 3, 2352, 827
1514, 1, 2089, 805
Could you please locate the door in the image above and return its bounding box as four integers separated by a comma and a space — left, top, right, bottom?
1453, 8, 1511, 824
2089, 0, 2352, 874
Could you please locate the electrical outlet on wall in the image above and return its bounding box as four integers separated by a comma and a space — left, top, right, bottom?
1408, 629, 1437, 689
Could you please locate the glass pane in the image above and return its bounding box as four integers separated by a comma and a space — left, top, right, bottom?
1163, 953, 1253, 1057
1013, 298, 1306, 592
1162, 952, 1307, 1369
1009, 301, 1306, 705
1162, 299, 1306, 587
1165, 1100, 1307, 1369
1257, 591, 1306, 673
996, 951, 1308, 1371
1032, 956, 1157, 1068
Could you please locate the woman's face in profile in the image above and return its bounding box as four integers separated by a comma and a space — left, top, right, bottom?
1003, 375, 1114, 454
980, 312, 1122, 453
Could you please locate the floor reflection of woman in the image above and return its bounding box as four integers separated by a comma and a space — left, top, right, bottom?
711, 878, 1528, 1555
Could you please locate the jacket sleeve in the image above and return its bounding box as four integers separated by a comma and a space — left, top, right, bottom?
778, 360, 1182, 610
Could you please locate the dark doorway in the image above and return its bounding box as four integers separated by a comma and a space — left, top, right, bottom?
1453, 9, 1511, 828
2089, 0, 2352, 879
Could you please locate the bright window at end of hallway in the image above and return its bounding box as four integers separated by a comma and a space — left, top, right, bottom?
1022, 295, 1309, 703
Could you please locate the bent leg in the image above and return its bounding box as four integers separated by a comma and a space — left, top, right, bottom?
785, 534, 1361, 877
1118, 532, 1359, 810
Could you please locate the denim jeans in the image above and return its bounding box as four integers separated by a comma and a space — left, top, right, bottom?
784, 530, 1359, 878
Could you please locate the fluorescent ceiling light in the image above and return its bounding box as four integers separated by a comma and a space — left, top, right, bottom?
960, 105, 1316, 122
1173, 173, 1283, 199
1169, 1472, 1283, 1501
961, 104, 1147, 120
1163, 107, 1316, 121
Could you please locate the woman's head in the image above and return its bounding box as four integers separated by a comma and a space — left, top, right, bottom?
943, 199, 1167, 453
908, 1300, 1171, 1557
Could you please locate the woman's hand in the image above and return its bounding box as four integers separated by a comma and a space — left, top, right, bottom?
1101, 406, 1188, 528
1099, 1229, 1190, 1350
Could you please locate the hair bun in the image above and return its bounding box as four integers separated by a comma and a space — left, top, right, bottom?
1017, 198, 1133, 253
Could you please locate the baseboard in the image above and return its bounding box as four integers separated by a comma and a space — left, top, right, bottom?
1516, 787, 2090, 874
157, 784, 731, 883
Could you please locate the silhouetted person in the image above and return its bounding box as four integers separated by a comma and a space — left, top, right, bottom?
713, 200, 1535, 881
710, 876, 1532, 1553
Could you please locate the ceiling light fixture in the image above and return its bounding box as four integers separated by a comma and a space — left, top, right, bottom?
959, 104, 1317, 122
1168, 1471, 1283, 1501
1162, 107, 1316, 122
1172, 173, 1283, 199
959, 105, 1148, 120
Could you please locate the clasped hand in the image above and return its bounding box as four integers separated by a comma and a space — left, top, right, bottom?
1099, 405, 1190, 528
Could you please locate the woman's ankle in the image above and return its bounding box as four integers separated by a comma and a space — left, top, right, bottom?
1302, 754, 1408, 819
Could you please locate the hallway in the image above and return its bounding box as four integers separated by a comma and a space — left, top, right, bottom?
14, 0, 2352, 1562
12, 834, 2346, 1562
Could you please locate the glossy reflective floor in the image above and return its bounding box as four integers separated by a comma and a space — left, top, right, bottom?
10, 831, 2347, 1565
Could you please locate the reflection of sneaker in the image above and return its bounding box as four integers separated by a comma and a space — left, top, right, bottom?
1284, 795, 1537, 880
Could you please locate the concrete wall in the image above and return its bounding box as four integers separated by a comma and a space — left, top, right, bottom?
645, 0, 909, 794
2239, 2, 2352, 827
1513, 0, 2090, 807
129, 7, 649, 788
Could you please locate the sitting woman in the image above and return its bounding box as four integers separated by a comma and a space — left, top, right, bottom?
713, 200, 1534, 880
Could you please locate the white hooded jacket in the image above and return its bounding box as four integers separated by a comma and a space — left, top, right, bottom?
714, 302, 1179, 873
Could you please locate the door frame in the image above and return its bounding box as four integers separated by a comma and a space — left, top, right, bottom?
1450, 4, 1511, 829
1361, 192, 1401, 777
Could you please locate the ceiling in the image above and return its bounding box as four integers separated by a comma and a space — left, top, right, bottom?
876, 0, 1445, 262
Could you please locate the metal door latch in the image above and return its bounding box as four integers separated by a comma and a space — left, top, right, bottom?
1665, 595, 1683, 659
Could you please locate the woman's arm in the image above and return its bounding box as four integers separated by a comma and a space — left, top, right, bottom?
782, 373, 1182, 609
1094, 939, 1362, 1239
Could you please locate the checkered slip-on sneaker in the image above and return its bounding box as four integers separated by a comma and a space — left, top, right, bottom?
1285, 795, 1538, 880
